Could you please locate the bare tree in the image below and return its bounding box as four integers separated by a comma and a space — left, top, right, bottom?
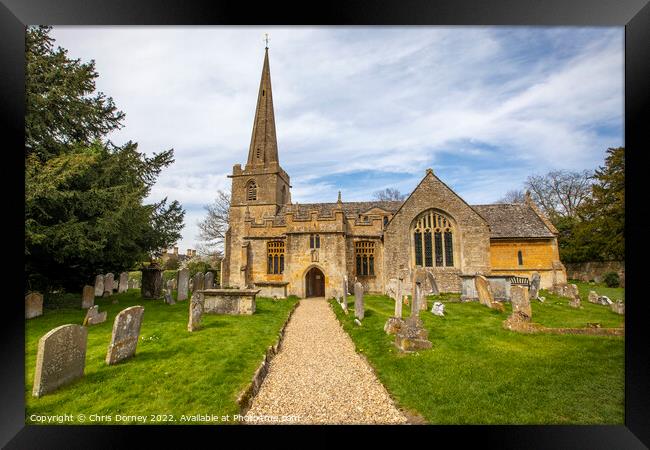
498, 189, 526, 203
197, 190, 230, 256
524, 170, 593, 220
373, 187, 407, 201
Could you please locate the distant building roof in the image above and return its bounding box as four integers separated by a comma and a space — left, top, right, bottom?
471, 204, 556, 239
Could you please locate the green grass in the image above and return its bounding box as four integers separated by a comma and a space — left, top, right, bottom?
569, 279, 625, 303
331, 294, 624, 424
26, 290, 298, 425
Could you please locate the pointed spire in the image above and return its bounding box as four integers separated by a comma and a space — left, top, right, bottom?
247, 47, 278, 168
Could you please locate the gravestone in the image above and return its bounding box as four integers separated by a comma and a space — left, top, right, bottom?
193, 272, 205, 293
81, 285, 95, 309
187, 292, 204, 332
588, 290, 599, 304
529, 272, 541, 300
394, 278, 403, 319
103, 273, 114, 297
510, 285, 532, 320
32, 324, 87, 397
395, 285, 432, 352
105, 306, 145, 365
118, 272, 129, 293
113, 279, 119, 291
425, 271, 439, 295
25, 292, 44, 319
164, 280, 175, 305
610, 300, 625, 315
82, 305, 107, 326
94, 275, 104, 297
141, 267, 163, 299
177, 268, 190, 301
204, 272, 214, 289
431, 302, 445, 316
475, 275, 493, 307
598, 295, 613, 305
354, 281, 364, 320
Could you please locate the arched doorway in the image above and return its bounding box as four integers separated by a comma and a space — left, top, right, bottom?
305, 267, 325, 298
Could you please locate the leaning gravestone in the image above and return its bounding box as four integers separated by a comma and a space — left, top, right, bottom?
82, 305, 107, 326
354, 281, 364, 320
32, 324, 87, 397
103, 273, 114, 297
475, 275, 493, 307
25, 292, 44, 319
431, 302, 445, 316
529, 272, 541, 300
106, 306, 145, 365
141, 267, 163, 299
118, 272, 129, 293
567, 284, 581, 308
164, 280, 175, 305
204, 272, 214, 289
177, 268, 189, 301
187, 292, 204, 332
425, 272, 439, 296
81, 285, 95, 309
94, 275, 104, 297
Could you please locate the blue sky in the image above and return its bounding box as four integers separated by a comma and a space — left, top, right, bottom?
50, 26, 624, 252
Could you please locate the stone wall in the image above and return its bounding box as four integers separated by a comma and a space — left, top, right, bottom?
565, 261, 625, 286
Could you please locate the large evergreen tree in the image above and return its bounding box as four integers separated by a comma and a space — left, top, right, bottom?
25, 26, 185, 293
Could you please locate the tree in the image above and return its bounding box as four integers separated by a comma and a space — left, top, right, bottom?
373, 188, 407, 201
25, 26, 185, 293
524, 170, 593, 221
498, 189, 526, 203
197, 190, 231, 256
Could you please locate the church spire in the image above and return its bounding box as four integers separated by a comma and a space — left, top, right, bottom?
247, 47, 278, 168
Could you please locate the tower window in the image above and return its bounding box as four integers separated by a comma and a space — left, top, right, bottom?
256, 148, 261, 159
310, 234, 320, 249
518, 250, 523, 266
355, 241, 375, 276
262, 90, 265, 96
267, 241, 285, 274
247, 180, 257, 201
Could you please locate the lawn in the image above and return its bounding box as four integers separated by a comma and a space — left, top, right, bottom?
569, 279, 625, 303
26, 290, 298, 425
331, 291, 624, 424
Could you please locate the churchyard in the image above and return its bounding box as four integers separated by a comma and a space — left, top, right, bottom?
330, 281, 624, 424
25, 288, 298, 424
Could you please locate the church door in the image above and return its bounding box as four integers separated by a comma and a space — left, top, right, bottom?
305, 267, 325, 298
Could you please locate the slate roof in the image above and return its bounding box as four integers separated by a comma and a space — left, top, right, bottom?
471, 204, 556, 238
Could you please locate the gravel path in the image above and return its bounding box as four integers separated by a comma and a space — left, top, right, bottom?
244, 298, 408, 424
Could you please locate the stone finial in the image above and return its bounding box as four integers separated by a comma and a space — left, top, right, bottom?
337, 190, 342, 204
426, 168, 433, 175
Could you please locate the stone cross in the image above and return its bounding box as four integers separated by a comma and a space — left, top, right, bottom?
25, 292, 44, 319
94, 275, 104, 297
103, 273, 114, 297
177, 268, 189, 301
32, 324, 87, 397
82, 305, 107, 326
105, 306, 145, 365
118, 272, 129, 293
354, 281, 364, 320
81, 285, 94, 309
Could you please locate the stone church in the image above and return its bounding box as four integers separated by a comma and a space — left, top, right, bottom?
222, 48, 567, 299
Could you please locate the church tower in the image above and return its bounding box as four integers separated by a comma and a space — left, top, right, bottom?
229, 46, 291, 218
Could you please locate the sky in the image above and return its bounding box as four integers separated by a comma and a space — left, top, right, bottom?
50, 26, 624, 252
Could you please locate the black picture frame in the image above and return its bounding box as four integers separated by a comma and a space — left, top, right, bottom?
2, 0, 648, 447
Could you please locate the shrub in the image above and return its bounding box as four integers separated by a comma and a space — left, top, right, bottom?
162, 270, 178, 284
603, 272, 620, 288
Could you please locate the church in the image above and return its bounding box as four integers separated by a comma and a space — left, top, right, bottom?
222, 48, 567, 299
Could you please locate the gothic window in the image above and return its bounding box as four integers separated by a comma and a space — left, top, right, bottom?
267, 241, 285, 274
518, 250, 523, 266
310, 234, 320, 249
383, 216, 389, 227
247, 180, 257, 201
412, 210, 455, 268
355, 241, 375, 276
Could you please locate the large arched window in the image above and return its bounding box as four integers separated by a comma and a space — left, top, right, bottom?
412, 210, 455, 267
247, 180, 257, 201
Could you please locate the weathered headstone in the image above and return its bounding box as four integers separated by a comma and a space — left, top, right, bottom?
164, 279, 175, 305
394, 278, 403, 319
105, 306, 145, 365
354, 281, 364, 320
32, 324, 87, 397
118, 272, 129, 293
425, 272, 439, 295
588, 290, 599, 304
188, 292, 204, 332
177, 268, 190, 301
431, 301, 445, 316
598, 295, 613, 305
510, 285, 532, 319
529, 272, 541, 300
610, 300, 625, 315
81, 285, 95, 309
82, 305, 107, 326
103, 273, 114, 297
193, 272, 205, 293
25, 292, 44, 319
94, 275, 104, 297
204, 271, 214, 289
141, 267, 163, 299
412, 284, 423, 319
475, 275, 493, 307
395, 286, 432, 353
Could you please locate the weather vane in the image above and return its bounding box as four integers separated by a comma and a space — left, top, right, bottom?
264, 33, 270, 49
